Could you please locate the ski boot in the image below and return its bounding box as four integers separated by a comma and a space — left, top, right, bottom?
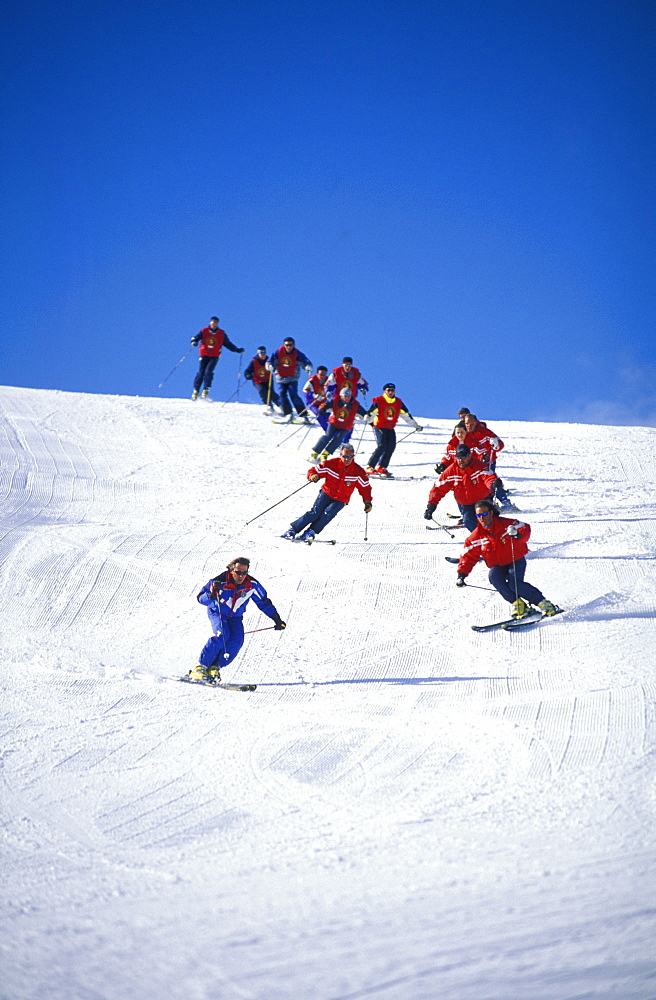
201, 389, 210, 399
188, 664, 209, 682
191, 390, 199, 400
365, 465, 376, 474
300, 529, 315, 542
375, 466, 392, 478
206, 666, 221, 683
309, 450, 319, 462
320, 450, 330, 460
281, 528, 296, 540
511, 598, 531, 619
538, 599, 562, 616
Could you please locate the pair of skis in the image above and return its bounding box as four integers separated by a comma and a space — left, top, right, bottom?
180, 676, 256, 692
471, 608, 564, 632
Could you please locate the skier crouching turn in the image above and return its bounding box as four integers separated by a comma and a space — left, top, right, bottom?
455, 499, 562, 620
188, 557, 286, 684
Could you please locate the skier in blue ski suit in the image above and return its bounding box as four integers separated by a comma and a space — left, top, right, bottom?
192, 558, 285, 679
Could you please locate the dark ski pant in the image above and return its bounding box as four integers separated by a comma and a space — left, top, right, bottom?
193, 356, 219, 392
290, 490, 346, 535
488, 557, 545, 606
369, 427, 396, 469
278, 380, 305, 416
313, 425, 347, 456
199, 614, 245, 668
255, 380, 280, 407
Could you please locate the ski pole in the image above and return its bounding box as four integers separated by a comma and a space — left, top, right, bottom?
245, 626, 276, 634
236, 353, 243, 401
245, 479, 313, 525
364, 509, 369, 541
266, 371, 273, 407
297, 424, 314, 450
397, 427, 418, 446
276, 422, 307, 447
510, 534, 520, 605
222, 356, 243, 407
157, 348, 193, 388
354, 418, 370, 455
429, 516, 455, 539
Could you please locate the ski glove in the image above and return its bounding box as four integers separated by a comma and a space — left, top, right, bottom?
490, 437, 500, 449
456, 573, 467, 587
191, 337, 200, 347
272, 613, 286, 630
424, 503, 437, 520
304, 365, 313, 373
237, 347, 245, 353
413, 422, 424, 431
504, 525, 519, 538
209, 580, 221, 598
363, 501, 373, 513
309, 473, 321, 483
434, 462, 446, 474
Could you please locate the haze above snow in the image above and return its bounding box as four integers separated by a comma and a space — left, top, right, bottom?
1, 384, 655, 1000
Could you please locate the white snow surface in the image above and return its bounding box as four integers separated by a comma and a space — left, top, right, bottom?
1, 384, 655, 1000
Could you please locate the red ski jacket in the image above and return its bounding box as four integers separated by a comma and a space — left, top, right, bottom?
440, 432, 485, 465
457, 517, 531, 577
468, 423, 504, 464
307, 456, 372, 504
428, 458, 496, 507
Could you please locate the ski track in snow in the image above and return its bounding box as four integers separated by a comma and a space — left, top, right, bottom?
1, 384, 656, 1000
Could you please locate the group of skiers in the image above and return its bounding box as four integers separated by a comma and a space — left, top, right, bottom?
185, 321, 561, 684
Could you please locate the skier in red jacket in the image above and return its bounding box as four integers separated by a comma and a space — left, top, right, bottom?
435, 421, 485, 473
190, 316, 244, 399
455, 498, 562, 620
282, 443, 372, 542
463, 413, 504, 470
424, 444, 497, 531
462, 412, 515, 509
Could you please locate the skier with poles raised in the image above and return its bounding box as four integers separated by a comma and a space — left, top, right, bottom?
190, 316, 244, 400
364, 383, 423, 478
245, 346, 281, 413
187, 557, 286, 685
281, 442, 372, 543
454, 498, 562, 621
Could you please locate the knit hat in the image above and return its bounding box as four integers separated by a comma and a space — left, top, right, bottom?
455, 444, 471, 458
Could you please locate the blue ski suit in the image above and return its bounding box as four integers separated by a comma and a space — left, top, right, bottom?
197, 572, 280, 668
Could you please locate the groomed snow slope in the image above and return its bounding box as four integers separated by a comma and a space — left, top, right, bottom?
1, 384, 655, 1000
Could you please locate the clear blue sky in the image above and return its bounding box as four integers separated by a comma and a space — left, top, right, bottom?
1, 0, 654, 423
